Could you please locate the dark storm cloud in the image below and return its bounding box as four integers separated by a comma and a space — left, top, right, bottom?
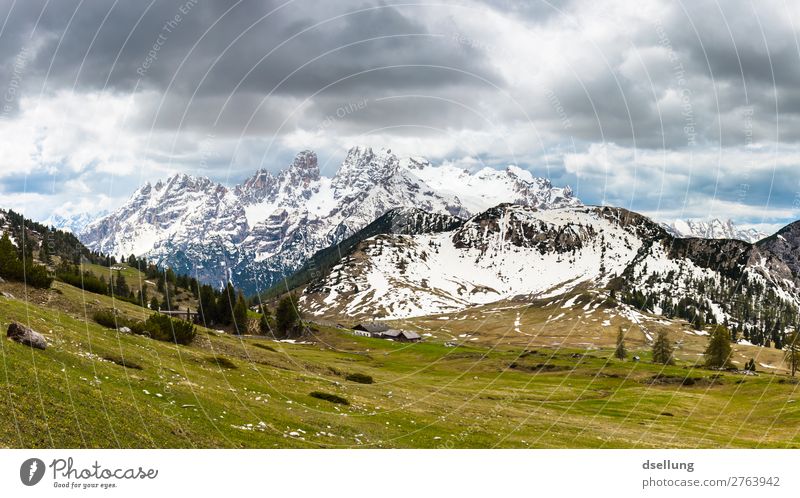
472, 0, 800, 150
4, 0, 796, 149
0, 0, 500, 135
662, 1, 800, 88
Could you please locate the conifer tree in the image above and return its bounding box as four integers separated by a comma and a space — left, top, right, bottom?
652, 330, 674, 365
0, 233, 19, 275
275, 294, 302, 338
232, 291, 248, 335
693, 313, 705, 331
704, 325, 732, 369
114, 271, 130, 296
161, 287, 172, 311
259, 307, 272, 335
217, 283, 236, 325
784, 330, 800, 377
199, 285, 217, 325
614, 327, 627, 360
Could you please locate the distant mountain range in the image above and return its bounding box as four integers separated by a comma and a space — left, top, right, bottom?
74, 146, 580, 294
43, 211, 108, 234
1, 208, 105, 265
661, 218, 769, 244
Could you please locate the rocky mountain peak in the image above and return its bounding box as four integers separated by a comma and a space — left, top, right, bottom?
333, 146, 400, 192
403, 156, 431, 170
451, 204, 595, 253
44, 211, 108, 234
286, 149, 320, 183
235, 169, 276, 203
78, 146, 585, 294
505, 164, 536, 183
156, 173, 217, 196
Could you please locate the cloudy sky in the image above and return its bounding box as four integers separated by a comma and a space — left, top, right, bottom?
0, 0, 798, 231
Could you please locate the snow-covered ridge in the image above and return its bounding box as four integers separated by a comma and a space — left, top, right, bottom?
662, 218, 769, 244
302, 204, 800, 323
407, 159, 578, 214
304, 205, 648, 318
78, 146, 581, 293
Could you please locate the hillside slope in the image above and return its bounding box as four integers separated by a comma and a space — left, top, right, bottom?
2, 279, 800, 449
301, 205, 800, 347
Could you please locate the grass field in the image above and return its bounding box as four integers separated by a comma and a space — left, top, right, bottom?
1, 281, 799, 449
78, 262, 199, 312
81, 263, 150, 292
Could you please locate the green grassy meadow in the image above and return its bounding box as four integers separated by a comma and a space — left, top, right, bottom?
1, 281, 799, 448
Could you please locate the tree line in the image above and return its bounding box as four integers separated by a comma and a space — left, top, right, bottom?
619, 269, 800, 351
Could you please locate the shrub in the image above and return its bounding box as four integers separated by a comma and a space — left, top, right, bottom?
309, 391, 349, 405
58, 271, 107, 295
26, 263, 54, 289
253, 343, 277, 353
102, 354, 143, 370
206, 355, 237, 369
141, 313, 196, 345
95, 309, 196, 345
345, 373, 374, 384
92, 309, 136, 330
92, 310, 118, 329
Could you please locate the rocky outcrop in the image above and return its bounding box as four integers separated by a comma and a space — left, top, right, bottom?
7, 322, 47, 350
452, 204, 597, 254
757, 220, 800, 281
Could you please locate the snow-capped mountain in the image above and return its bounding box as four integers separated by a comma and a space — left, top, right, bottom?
662, 218, 769, 243
43, 211, 107, 234
403, 157, 577, 214
79, 146, 581, 293
302, 205, 800, 332
304, 205, 646, 318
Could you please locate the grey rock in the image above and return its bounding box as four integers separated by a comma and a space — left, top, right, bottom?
757, 221, 800, 281
118, 326, 132, 334
7, 322, 47, 350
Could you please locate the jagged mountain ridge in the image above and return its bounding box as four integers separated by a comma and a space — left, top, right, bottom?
662, 218, 769, 243
79, 146, 581, 293
301, 204, 800, 341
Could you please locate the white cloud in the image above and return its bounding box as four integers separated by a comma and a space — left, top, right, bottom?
564, 142, 800, 223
